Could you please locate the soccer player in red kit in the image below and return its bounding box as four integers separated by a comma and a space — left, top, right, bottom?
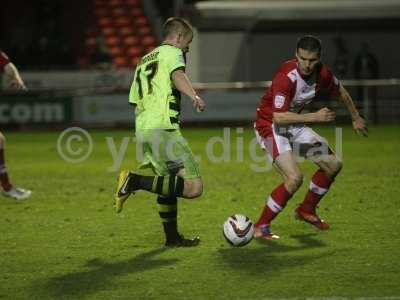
254, 36, 367, 239
0, 50, 31, 200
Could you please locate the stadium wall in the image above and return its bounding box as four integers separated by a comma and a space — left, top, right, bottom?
196, 31, 400, 82
1, 86, 399, 127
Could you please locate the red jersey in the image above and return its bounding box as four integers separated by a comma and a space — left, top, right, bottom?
0, 51, 10, 71
255, 59, 340, 137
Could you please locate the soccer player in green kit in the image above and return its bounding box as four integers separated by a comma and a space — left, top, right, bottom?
115, 17, 206, 247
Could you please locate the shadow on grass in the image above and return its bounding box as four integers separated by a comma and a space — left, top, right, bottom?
251, 233, 327, 252
218, 233, 336, 274
289, 233, 327, 248
260, 232, 327, 249
35, 247, 177, 298
218, 247, 335, 275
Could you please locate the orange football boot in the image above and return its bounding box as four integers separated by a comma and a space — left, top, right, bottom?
295, 206, 330, 230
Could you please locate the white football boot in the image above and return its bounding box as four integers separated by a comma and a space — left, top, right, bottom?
2, 187, 32, 200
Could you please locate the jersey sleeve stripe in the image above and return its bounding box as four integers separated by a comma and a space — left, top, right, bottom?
169, 66, 186, 79
170, 117, 179, 124
169, 102, 180, 112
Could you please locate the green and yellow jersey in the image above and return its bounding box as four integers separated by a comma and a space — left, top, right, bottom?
129, 44, 185, 130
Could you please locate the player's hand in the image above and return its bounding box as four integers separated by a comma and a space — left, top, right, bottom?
352, 115, 368, 137
192, 95, 206, 112
9, 79, 27, 91
314, 107, 336, 122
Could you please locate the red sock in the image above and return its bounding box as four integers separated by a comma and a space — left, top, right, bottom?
0, 149, 12, 192
300, 169, 333, 213
255, 183, 292, 227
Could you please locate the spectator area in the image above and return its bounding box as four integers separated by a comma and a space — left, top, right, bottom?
82, 0, 157, 69
0, 0, 157, 70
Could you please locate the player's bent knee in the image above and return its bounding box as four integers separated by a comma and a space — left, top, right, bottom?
331, 160, 343, 177
323, 156, 342, 178
184, 179, 203, 199
185, 189, 202, 199
190, 181, 203, 198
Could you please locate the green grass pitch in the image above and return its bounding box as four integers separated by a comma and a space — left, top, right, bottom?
1, 125, 399, 299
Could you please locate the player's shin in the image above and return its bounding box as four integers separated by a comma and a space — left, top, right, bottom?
157, 196, 179, 241
255, 183, 292, 227
300, 169, 333, 213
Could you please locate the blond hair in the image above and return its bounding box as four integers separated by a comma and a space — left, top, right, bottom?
162, 17, 193, 38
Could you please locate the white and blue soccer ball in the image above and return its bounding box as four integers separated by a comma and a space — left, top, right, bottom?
223, 214, 255, 247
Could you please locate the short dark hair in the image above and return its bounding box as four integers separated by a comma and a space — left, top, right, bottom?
296, 35, 322, 55
162, 17, 193, 38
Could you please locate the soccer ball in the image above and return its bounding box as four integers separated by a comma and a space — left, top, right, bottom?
223, 214, 255, 247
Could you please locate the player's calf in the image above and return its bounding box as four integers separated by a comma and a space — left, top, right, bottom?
121, 172, 203, 199
157, 195, 201, 247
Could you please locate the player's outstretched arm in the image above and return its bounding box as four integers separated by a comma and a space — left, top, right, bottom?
338, 84, 368, 137
172, 69, 205, 112
4, 62, 27, 91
